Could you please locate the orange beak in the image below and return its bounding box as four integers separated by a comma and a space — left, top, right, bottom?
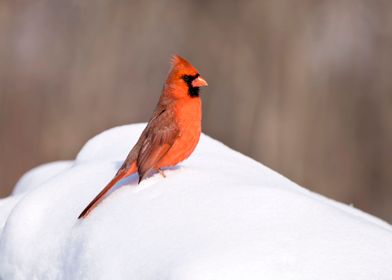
192, 76, 208, 87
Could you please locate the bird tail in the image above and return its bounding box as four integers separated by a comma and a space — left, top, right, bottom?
78, 163, 137, 219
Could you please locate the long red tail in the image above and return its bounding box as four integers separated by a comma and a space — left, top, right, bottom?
78, 163, 137, 219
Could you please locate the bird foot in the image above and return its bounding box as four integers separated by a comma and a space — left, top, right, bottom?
159, 169, 166, 178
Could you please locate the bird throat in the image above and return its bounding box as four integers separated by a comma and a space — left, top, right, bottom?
188, 86, 200, 98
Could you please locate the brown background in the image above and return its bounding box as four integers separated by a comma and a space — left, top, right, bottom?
0, 1, 391, 222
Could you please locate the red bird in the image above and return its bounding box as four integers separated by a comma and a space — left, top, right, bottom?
78, 55, 207, 219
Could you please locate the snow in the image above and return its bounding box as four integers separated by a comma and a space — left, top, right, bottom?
0, 123, 391, 280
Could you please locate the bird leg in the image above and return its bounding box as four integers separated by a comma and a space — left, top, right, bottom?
158, 169, 166, 178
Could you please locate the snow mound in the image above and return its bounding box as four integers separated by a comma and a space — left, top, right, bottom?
0, 124, 391, 280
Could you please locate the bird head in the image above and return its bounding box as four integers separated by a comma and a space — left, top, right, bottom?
164, 55, 208, 99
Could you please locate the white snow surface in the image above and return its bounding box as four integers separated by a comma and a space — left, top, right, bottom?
0, 123, 391, 280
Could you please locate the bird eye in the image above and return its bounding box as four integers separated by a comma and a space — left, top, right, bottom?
182, 75, 191, 82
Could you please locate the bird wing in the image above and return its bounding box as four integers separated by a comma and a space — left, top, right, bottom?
136, 107, 179, 182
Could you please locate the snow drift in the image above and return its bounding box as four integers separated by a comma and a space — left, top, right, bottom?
0, 123, 391, 279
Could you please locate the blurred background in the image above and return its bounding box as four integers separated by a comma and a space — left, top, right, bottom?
0, 1, 391, 222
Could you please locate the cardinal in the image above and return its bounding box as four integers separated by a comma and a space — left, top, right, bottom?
78, 55, 207, 219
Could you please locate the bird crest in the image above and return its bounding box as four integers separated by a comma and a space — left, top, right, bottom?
170, 54, 198, 74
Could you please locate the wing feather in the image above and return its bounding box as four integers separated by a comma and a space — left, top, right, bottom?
136, 107, 179, 182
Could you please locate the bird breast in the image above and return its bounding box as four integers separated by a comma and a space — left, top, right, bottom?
158, 98, 202, 167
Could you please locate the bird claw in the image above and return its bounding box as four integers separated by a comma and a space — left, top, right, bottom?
159, 169, 166, 178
